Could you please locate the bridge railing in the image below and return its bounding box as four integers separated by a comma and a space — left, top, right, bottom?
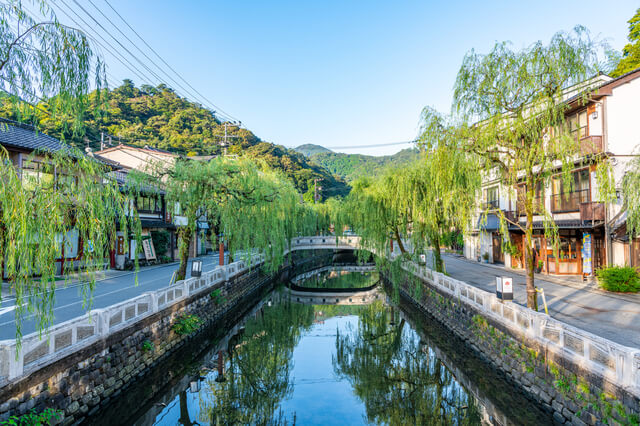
0, 252, 265, 384
400, 261, 640, 398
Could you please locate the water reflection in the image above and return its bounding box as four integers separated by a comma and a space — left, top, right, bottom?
122, 273, 550, 425
201, 302, 314, 425
333, 301, 482, 425
298, 270, 379, 289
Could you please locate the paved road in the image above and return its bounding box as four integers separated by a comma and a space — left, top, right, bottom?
0, 255, 226, 340
433, 253, 640, 348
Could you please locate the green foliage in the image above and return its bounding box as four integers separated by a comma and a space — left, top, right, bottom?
0, 146, 140, 347
611, 8, 640, 77
309, 148, 421, 183
623, 155, 640, 239
451, 27, 613, 309
150, 230, 170, 259
209, 288, 226, 305
595, 265, 640, 292
1, 81, 349, 198
141, 339, 155, 353
171, 314, 202, 335
293, 144, 332, 156
2, 408, 62, 425
0, 0, 105, 133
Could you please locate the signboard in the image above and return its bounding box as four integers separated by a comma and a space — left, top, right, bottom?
420, 254, 426, 264
142, 238, 157, 261
497, 276, 513, 301
582, 232, 592, 275
191, 260, 202, 278
502, 277, 513, 301
174, 215, 188, 226
116, 235, 125, 255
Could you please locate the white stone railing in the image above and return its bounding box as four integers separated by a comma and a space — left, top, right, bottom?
0, 253, 265, 384
399, 261, 640, 399
289, 235, 362, 251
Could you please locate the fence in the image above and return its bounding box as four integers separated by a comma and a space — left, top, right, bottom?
0, 253, 264, 384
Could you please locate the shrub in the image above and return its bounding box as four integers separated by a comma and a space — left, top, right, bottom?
141, 339, 155, 353
4, 408, 62, 425
151, 230, 171, 258
210, 289, 226, 305
596, 265, 640, 293
172, 314, 202, 335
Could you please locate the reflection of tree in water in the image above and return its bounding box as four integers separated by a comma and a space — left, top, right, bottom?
203, 301, 314, 425
333, 302, 482, 425
301, 271, 379, 289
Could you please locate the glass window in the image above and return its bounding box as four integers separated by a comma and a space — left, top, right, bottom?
21, 159, 54, 191
484, 186, 499, 209
567, 110, 588, 139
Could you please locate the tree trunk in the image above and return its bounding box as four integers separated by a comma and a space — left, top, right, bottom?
525, 184, 538, 311
432, 233, 444, 273
394, 227, 406, 254
176, 227, 193, 281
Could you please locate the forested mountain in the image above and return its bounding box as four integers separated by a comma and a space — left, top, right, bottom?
294, 144, 332, 156
298, 147, 421, 182
0, 80, 349, 199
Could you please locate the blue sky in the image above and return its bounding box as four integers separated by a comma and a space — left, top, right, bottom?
54, 1, 639, 155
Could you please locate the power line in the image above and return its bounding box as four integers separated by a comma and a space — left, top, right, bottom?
321, 140, 417, 150
99, 0, 241, 123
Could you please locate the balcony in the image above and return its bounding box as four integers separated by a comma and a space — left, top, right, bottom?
482, 199, 500, 210
580, 202, 605, 222
551, 189, 589, 213
579, 135, 603, 155
516, 197, 545, 216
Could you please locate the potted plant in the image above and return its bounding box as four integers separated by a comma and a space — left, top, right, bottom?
535, 259, 544, 273
482, 252, 490, 263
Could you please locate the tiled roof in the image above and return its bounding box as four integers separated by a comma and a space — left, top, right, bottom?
0, 120, 68, 153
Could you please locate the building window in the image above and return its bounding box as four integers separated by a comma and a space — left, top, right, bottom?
567, 110, 588, 139
136, 195, 162, 213
483, 186, 499, 209
551, 169, 590, 212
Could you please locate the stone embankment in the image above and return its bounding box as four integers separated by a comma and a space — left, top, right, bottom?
0, 250, 334, 425
387, 262, 640, 426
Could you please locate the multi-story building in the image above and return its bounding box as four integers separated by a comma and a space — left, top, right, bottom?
95, 144, 211, 262
464, 69, 640, 276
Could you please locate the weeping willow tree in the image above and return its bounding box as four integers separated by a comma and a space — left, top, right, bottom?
135, 156, 324, 280
202, 300, 314, 424
623, 155, 640, 239
451, 26, 613, 310
340, 173, 411, 259
0, 147, 137, 346
333, 301, 482, 425
0, 0, 106, 127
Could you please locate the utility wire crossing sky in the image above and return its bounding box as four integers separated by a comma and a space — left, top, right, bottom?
27, 0, 640, 155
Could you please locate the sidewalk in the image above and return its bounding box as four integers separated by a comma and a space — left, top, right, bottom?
433, 253, 640, 348
447, 253, 640, 304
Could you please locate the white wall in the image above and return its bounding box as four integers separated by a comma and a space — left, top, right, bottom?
606, 78, 640, 155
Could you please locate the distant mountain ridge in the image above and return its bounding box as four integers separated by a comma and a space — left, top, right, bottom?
294, 144, 332, 156
295, 144, 421, 182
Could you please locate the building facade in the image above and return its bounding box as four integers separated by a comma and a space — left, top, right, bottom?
464, 70, 640, 276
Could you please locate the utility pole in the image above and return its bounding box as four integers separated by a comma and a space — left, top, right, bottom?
314, 178, 323, 204
220, 122, 240, 156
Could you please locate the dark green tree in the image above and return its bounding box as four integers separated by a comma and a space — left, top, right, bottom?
611, 9, 640, 77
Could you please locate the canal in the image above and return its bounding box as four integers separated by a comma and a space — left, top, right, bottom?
92, 269, 552, 425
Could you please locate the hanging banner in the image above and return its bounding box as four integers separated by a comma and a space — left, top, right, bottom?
582, 232, 592, 275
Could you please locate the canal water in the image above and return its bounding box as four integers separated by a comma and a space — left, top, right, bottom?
94, 271, 552, 425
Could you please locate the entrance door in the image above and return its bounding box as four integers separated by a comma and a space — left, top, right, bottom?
632, 238, 640, 268
492, 233, 504, 264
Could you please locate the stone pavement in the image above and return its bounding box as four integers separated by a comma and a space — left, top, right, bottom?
432, 252, 640, 348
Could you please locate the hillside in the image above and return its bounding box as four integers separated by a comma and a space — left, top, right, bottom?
294, 144, 332, 156
307, 147, 421, 182
0, 80, 349, 199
